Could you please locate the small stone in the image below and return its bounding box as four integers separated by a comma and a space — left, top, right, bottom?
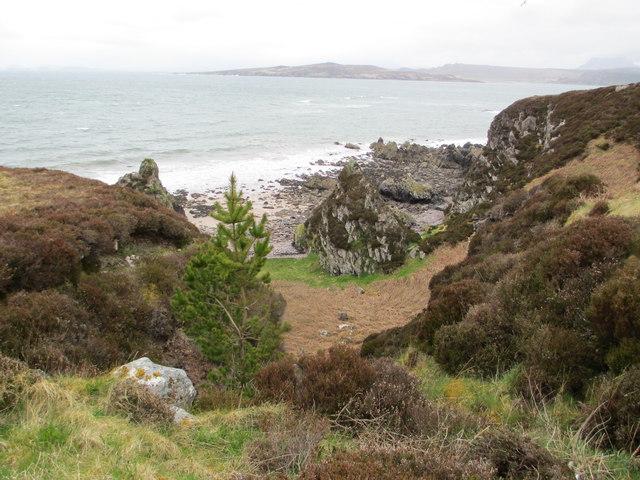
338, 324, 350, 330
320, 330, 330, 337
171, 406, 195, 425
124, 255, 139, 267
338, 312, 349, 322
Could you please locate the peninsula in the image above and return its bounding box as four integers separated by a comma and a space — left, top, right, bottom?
194, 61, 640, 85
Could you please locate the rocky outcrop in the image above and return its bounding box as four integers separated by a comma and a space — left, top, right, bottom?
379, 177, 432, 203
366, 139, 480, 205
111, 357, 197, 423
370, 138, 479, 170
449, 83, 640, 215
297, 163, 416, 275
116, 159, 184, 214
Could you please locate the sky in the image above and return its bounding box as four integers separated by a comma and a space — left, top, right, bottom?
1, 0, 639, 72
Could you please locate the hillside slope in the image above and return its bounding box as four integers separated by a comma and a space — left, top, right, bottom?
0, 167, 204, 374
363, 83, 640, 408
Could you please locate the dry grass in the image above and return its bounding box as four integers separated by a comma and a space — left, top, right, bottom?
525, 140, 640, 199
0, 167, 116, 215
524, 140, 640, 225
274, 242, 468, 354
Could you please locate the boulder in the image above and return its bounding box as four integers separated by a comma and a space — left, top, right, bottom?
111, 357, 197, 411
379, 177, 433, 203
116, 159, 184, 214
299, 163, 415, 275
303, 174, 338, 191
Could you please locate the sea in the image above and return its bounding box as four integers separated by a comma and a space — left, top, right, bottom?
0, 71, 591, 193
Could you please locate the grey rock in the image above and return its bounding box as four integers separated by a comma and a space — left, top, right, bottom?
171, 405, 195, 424
116, 159, 184, 214
111, 357, 197, 411
379, 177, 433, 203
298, 163, 413, 276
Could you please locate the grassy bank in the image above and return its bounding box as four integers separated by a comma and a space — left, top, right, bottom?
2, 355, 639, 480
264, 253, 432, 288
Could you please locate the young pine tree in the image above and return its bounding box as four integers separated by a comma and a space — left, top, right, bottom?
173, 175, 287, 387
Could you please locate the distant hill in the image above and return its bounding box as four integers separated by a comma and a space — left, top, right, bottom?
579, 56, 637, 70
195, 62, 476, 82
422, 63, 640, 85
195, 61, 640, 86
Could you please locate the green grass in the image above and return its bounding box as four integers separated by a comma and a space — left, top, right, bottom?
3, 362, 640, 479
264, 253, 431, 288
0, 375, 276, 479
0, 374, 357, 480
410, 353, 640, 479
566, 190, 640, 225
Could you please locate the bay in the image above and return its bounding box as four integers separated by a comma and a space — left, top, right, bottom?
0, 71, 589, 192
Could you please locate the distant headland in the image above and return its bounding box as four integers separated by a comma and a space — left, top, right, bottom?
191, 60, 640, 86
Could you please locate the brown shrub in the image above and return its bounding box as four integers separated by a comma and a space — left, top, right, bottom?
349, 358, 479, 436
77, 272, 155, 335
256, 346, 375, 415
193, 385, 255, 412
496, 216, 636, 332
469, 174, 605, 257
0, 265, 180, 374
137, 253, 187, 297
472, 428, 573, 479
248, 411, 329, 475
434, 303, 519, 378
587, 256, 640, 370
298, 444, 496, 480
0, 232, 81, 293
107, 379, 174, 425
588, 200, 610, 217
254, 355, 297, 405
295, 346, 376, 415
0, 290, 91, 371
348, 358, 424, 434
0, 354, 38, 411
515, 324, 603, 399
540, 216, 635, 281
0, 166, 200, 294
416, 278, 488, 349
581, 366, 640, 453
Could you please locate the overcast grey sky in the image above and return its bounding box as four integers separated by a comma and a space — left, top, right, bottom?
1, 0, 638, 71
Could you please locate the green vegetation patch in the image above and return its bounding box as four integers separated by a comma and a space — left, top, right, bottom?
265, 253, 430, 288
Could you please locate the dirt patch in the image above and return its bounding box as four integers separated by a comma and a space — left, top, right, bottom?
274, 242, 468, 354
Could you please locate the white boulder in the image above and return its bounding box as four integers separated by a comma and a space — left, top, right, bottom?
111, 357, 197, 410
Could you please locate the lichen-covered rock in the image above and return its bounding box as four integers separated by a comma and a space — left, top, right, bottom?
300, 163, 415, 275
116, 158, 183, 214
111, 357, 197, 410
379, 177, 432, 203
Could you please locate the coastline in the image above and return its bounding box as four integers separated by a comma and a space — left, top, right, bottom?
180, 140, 478, 257
181, 154, 349, 257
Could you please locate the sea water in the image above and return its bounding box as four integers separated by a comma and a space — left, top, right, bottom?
0, 71, 589, 193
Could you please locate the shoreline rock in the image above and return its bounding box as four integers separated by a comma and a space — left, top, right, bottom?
181, 139, 482, 258
116, 158, 185, 215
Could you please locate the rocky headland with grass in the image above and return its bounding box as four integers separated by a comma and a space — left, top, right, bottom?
2, 83, 640, 479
